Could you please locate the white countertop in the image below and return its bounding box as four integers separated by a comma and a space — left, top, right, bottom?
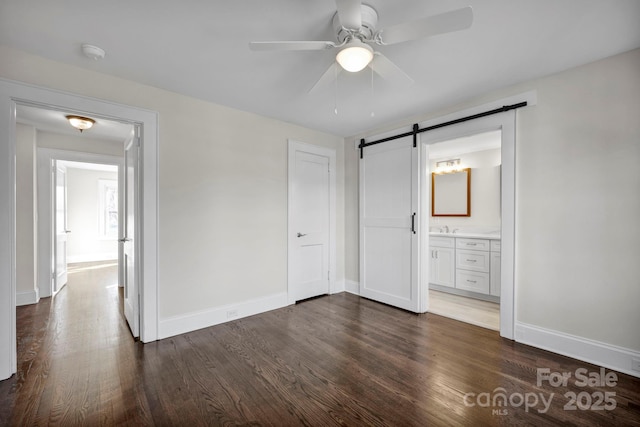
429, 232, 500, 240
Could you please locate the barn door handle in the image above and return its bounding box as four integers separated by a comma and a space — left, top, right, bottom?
297, 232, 307, 238
411, 213, 416, 234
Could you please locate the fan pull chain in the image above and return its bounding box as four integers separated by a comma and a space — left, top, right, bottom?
370, 67, 375, 118
334, 64, 338, 115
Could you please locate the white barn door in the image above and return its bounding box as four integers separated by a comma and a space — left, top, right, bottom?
359, 135, 422, 312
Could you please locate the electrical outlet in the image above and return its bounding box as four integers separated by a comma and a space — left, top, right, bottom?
226, 309, 238, 319
632, 357, 640, 372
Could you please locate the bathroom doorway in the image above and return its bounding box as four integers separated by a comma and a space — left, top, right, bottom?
426, 130, 502, 330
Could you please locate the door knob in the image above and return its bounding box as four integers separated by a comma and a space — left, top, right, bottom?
297, 232, 307, 238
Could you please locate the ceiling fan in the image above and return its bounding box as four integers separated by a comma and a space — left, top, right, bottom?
249, 0, 473, 92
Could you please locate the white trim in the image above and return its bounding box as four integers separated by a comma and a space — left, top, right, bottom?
330, 279, 345, 294
345, 280, 360, 295
287, 140, 337, 305
0, 78, 160, 380
16, 289, 39, 306
159, 292, 288, 340
516, 322, 640, 379
418, 97, 524, 340
0, 85, 17, 380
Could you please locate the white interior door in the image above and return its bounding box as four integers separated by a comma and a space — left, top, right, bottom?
359, 135, 422, 312
122, 136, 139, 337
53, 161, 69, 294
289, 146, 331, 302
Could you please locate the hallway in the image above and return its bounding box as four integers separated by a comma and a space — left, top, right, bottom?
1, 261, 142, 424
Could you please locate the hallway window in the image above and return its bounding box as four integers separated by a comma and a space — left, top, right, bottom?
98, 179, 118, 239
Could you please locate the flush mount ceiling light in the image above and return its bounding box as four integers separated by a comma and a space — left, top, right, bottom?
81, 44, 105, 60
66, 115, 95, 133
335, 39, 374, 72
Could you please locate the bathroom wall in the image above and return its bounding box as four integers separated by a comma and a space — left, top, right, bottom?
430, 148, 501, 230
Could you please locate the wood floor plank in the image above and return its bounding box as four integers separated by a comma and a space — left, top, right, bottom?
1, 262, 639, 426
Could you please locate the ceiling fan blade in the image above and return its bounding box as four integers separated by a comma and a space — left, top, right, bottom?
379, 6, 473, 45
335, 0, 362, 29
369, 53, 414, 87
249, 41, 336, 51
309, 62, 341, 94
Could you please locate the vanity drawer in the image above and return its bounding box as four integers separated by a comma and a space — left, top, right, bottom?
491, 240, 501, 252
430, 236, 455, 248
456, 249, 490, 272
456, 270, 490, 293
456, 238, 490, 251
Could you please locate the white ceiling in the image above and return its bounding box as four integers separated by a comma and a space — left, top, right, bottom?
2, 1, 639, 138
59, 160, 118, 173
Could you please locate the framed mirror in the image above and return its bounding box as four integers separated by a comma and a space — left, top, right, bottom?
432, 168, 471, 216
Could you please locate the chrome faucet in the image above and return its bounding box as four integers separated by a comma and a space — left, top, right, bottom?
441, 225, 449, 233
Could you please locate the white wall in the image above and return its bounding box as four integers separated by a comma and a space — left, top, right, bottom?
3, 44, 638, 375
345, 48, 640, 357
515, 49, 640, 351
66, 167, 118, 263
0, 45, 345, 324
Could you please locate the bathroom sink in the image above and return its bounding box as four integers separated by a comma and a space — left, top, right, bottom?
429, 231, 500, 239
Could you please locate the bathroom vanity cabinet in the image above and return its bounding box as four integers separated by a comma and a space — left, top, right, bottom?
428, 236, 455, 288
429, 234, 500, 302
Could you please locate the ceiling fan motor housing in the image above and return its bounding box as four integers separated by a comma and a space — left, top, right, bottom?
332, 4, 378, 43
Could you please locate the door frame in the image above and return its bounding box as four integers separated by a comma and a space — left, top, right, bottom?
419, 108, 518, 339
36, 149, 124, 299
287, 140, 337, 305
0, 78, 159, 380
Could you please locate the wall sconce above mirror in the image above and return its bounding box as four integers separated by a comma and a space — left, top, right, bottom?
432, 168, 471, 217
435, 158, 463, 174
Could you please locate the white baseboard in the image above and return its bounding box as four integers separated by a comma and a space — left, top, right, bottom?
345, 280, 360, 295
516, 322, 640, 378
16, 288, 39, 306
67, 253, 118, 264
331, 279, 345, 294
158, 292, 289, 340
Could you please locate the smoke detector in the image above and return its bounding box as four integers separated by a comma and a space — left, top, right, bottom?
81, 44, 105, 60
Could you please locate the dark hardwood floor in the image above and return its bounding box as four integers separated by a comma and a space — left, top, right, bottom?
1, 263, 639, 426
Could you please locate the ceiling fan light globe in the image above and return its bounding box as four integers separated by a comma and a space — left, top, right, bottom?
336, 41, 374, 72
